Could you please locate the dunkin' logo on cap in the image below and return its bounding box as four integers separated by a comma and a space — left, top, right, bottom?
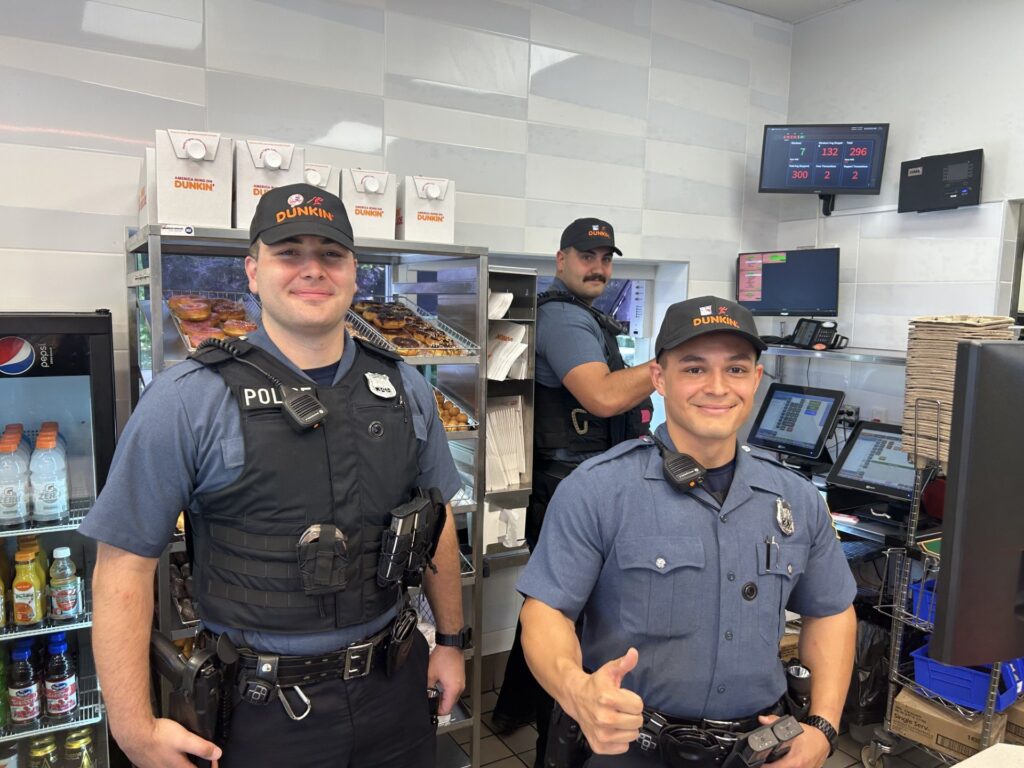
692, 314, 739, 329
275, 205, 335, 224
587, 228, 611, 239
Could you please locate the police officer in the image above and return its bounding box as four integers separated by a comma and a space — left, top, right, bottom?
518, 296, 857, 768
83, 184, 468, 768
494, 219, 655, 759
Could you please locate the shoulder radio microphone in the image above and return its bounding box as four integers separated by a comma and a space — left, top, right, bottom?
650, 434, 706, 493
197, 338, 328, 433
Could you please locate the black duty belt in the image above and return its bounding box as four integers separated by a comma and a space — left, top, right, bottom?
237, 620, 393, 687
647, 698, 786, 734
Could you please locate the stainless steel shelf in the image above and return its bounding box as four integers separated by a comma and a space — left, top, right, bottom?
485, 485, 531, 508
763, 345, 906, 366
0, 594, 92, 641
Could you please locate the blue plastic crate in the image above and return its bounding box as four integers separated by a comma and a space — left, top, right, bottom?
909, 579, 937, 625
910, 640, 1023, 712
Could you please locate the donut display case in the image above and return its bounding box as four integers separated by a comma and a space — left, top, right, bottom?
348, 295, 479, 360
164, 292, 260, 352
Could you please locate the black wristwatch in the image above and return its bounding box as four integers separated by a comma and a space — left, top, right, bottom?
435, 627, 472, 650
802, 715, 838, 756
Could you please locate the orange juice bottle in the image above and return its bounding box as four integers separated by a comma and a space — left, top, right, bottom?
12, 551, 43, 626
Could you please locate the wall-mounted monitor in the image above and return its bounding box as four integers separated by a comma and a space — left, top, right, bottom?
736, 247, 839, 317
759, 124, 889, 195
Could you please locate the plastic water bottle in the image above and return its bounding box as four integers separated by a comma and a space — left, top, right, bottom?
0, 441, 29, 527
49, 548, 81, 621
29, 434, 68, 522
39, 423, 66, 458
44, 633, 78, 721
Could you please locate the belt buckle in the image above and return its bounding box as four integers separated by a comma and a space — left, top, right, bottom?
342, 641, 374, 680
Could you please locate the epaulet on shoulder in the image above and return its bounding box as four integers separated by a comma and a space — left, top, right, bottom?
586, 435, 656, 469
745, 446, 808, 480
354, 336, 403, 363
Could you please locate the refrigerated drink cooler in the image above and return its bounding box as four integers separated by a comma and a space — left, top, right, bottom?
0, 311, 116, 765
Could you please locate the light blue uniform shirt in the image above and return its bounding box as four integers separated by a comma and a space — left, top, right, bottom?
535, 277, 613, 464
517, 423, 856, 719
81, 327, 461, 654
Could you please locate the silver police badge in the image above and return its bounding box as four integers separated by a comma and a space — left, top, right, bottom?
364, 372, 397, 399
776, 498, 795, 536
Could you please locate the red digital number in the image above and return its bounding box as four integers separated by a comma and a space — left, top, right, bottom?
791, 169, 809, 180
821, 147, 840, 157
849, 147, 869, 157
851, 170, 859, 180
824, 171, 831, 180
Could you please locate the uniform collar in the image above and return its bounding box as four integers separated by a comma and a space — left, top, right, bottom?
245, 326, 355, 386
641, 425, 785, 506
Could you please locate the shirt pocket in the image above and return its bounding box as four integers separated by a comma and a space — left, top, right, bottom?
615, 536, 705, 638
755, 542, 808, 643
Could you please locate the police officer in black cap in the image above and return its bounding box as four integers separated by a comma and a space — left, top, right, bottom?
518, 296, 856, 768
84, 183, 468, 767
494, 218, 656, 762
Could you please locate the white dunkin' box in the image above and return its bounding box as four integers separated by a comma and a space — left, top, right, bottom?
234, 140, 305, 228
396, 176, 455, 244
304, 163, 338, 195
340, 169, 396, 240
151, 129, 233, 228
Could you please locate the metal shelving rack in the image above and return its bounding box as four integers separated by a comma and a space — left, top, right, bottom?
861, 400, 1005, 767
125, 224, 490, 768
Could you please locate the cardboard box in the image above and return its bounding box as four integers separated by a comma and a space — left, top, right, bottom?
304, 163, 338, 195
340, 168, 397, 240
779, 631, 799, 662
1005, 697, 1024, 745
891, 688, 1006, 761
152, 129, 233, 228
234, 140, 304, 228
396, 175, 455, 244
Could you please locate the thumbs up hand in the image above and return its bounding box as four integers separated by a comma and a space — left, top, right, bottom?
564, 648, 645, 755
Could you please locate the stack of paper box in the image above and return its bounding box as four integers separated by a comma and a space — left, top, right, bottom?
901, 315, 1014, 466
486, 396, 526, 491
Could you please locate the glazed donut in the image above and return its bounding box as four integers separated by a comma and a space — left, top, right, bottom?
168, 295, 208, 311
222, 319, 257, 337
377, 314, 407, 331
211, 300, 246, 321
353, 300, 373, 313
389, 335, 419, 349
188, 327, 226, 347
173, 300, 212, 322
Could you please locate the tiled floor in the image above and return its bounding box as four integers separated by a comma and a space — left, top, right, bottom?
440, 689, 946, 767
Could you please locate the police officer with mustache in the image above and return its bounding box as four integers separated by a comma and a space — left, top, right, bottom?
494, 218, 656, 764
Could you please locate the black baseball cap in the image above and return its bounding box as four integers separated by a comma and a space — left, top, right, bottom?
655, 296, 767, 358
560, 218, 622, 256
249, 183, 355, 250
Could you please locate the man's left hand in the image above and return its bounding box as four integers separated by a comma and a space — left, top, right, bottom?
428, 645, 466, 715
756, 715, 830, 768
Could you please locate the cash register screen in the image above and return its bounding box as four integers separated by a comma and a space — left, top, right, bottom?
747, 384, 844, 460
826, 421, 915, 502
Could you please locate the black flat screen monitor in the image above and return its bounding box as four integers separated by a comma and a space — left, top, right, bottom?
932, 340, 1024, 666
759, 124, 889, 195
826, 422, 916, 503
736, 248, 839, 317
747, 384, 845, 462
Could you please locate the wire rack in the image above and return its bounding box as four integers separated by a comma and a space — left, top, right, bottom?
867, 397, 1008, 765
348, 295, 478, 356
431, 385, 478, 432
0, 676, 103, 744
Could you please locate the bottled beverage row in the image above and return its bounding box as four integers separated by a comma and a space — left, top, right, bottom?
0, 726, 97, 767
0, 424, 71, 527
3, 632, 81, 729
3, 537, 82, 629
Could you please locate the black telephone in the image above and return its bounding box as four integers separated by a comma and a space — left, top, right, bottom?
791, 319, 848, 351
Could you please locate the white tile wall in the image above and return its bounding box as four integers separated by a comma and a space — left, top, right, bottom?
7, 0, 1021, 463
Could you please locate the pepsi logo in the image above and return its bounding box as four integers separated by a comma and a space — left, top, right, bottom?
0, 337, 35, 376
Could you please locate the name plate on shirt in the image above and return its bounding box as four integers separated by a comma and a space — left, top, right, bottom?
239, 385, 313, 409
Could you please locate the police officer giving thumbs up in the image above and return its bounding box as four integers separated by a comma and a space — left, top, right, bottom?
518, 297, 857, 768
82, 184, 467, 768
